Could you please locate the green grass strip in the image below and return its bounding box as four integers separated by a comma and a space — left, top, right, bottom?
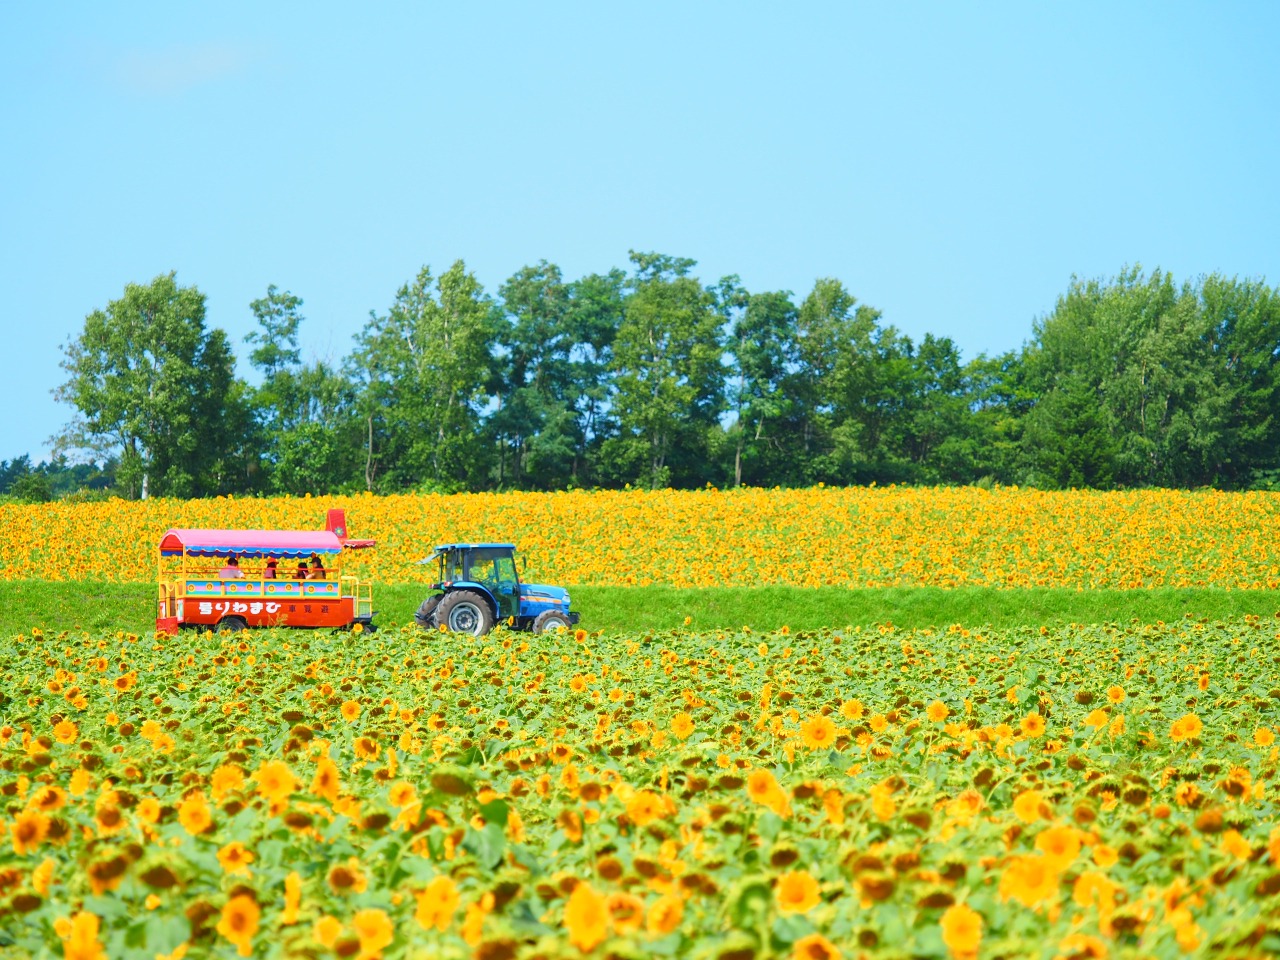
2, 580, 1277, 635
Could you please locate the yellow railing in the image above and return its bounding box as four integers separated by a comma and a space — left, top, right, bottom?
344, 576, 373, 618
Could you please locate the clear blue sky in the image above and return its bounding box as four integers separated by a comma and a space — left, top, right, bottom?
2, 2, 1277, 462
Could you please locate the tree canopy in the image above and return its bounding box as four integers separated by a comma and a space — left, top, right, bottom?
41, 261, 1280, 500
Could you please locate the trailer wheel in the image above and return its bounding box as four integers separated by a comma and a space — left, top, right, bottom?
532, 610, 573, 634
414, 594, 442, 628
216, 616, 248, 633
437, 590, 494, 637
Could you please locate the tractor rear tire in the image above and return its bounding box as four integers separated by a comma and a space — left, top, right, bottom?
532, 610, 573, 634
414, 595, 442, 628
216, 616, 248, 633
437, 590, 494, 637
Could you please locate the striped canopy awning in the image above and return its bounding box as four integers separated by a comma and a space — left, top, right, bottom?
158, 529, 346, 559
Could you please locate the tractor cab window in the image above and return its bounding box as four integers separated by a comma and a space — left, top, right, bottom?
442, 554, 466, 583
494, 555, 518, 585
465, 549, 516, 587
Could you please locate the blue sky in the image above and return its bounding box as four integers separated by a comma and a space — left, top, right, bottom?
2, 2, 1277, 462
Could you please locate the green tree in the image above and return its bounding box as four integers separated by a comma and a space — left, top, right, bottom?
563, 269, 625, 484
1022, 267, 1237, 488
348, 261, 495, 490
603, 252, 724, 488
1200, 275, 1280, 487
54, 273, 252, 498
789, 278, 882, 483
721, 281, 798, 487
245, 287, 358, 494
490, 262, 579, 489
1022, 374, 1119, 488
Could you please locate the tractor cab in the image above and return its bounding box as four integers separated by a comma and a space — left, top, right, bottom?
414, 542, 578, 636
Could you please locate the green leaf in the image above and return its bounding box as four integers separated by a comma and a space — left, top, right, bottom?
478, 797, 509, 827
462, 822, 506, 871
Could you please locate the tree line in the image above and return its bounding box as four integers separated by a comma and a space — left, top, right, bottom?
30, 253, 1280, 501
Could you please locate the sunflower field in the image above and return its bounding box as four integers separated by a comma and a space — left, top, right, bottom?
2, 615, 1279, 959
4, 486, 1280, 589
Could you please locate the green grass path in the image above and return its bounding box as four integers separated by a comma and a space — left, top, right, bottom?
2, 580, 1277, 634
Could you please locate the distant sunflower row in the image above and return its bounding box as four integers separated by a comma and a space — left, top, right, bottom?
4, 485, 1280, 588
0, 615, 1277, 956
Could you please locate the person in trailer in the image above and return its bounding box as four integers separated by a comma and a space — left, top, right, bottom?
309, 553, 327, 579
294, 560, 309, 580
220, 556, 244, 579
264, 559, 278, 579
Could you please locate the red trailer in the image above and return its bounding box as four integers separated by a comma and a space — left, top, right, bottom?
155, 510, 375, 634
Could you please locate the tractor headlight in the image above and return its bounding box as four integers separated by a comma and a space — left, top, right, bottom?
563, 594, 570, 607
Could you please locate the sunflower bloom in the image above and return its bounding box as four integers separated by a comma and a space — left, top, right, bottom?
1170, 713, 1203, 743
775, 870, 821, 914
210, 764, 245, 801
33, 857, 55, 896
746, 768, 791, 817
282, 871, 302, 925
327, 858, 368, 895
59, 911, 106, 960
1035, 825, 1081, 871
671, 712, 695, 739
800, 715, 838, 750
793, 934, 842, 960
626, 789, 665, 827
312, 756, 341, 802
564, 882, 609, 951
1220, 829, 1252, 861
313, 916, 343, 948
647, 894, 683, 936
217, 841, 255, 877
416, 875, 460, 932
605, 892, 645, 935
939, 903, 982, 958
217, 895, 260, 958
352, 908, 394, 960
178, 791, 212, 835
11, 808, 50, 854
839, 699, 865, 721
998, 855, 1059, 908
1012, 789, 1046, 824
251, 759, 298, 804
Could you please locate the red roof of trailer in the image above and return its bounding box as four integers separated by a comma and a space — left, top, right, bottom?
159, 529, 358, 558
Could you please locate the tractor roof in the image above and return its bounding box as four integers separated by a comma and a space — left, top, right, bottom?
434, 543, 516, 552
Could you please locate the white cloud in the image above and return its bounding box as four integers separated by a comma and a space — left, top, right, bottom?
113, 42, 251, 95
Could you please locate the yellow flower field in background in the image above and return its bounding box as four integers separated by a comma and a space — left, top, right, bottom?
1, 617, 1277, 958
3, 486, 1280, 588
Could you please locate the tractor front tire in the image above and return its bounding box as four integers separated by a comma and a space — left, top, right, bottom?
532, 610, 573, 634
414, 595, 442, 628
437, 590, 494, 637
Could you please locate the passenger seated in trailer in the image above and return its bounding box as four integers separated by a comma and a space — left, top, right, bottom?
264, 559, 278, 580
219, 556, 244, 579
294, 560, 308, 580
309, 553, 327, 579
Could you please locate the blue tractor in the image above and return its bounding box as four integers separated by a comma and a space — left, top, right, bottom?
413, 542, 580, 636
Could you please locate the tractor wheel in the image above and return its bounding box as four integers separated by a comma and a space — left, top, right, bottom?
532, 610, 573, 634
414, 594, 442, 628
437, 590, 494, 637
216, 616, 248, 633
